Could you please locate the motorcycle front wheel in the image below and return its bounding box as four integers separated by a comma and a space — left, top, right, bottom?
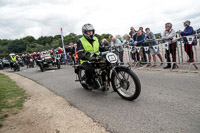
40, 63, 45, 72
111, 69, 141, 101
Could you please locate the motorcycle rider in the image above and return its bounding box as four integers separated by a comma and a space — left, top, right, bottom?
10, 54, 16, 70
77, 23, 107, 89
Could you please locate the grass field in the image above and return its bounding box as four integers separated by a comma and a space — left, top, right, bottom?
0, 73, 26, 128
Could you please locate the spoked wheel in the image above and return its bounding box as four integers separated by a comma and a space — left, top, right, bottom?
111, 69, 141, 101
78, 69, 90, 90
17, 65, 20, 71
57, 61, 61, 69
40, 63, 45, 72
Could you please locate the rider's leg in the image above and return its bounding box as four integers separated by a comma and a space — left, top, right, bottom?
82, 62, 94, 85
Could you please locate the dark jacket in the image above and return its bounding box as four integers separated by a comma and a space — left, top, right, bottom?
129, 31, 137, 41
181, 26, 194, 44
181, 26, 194, 36
136, 33, 145, 46
69, 46, 75, 56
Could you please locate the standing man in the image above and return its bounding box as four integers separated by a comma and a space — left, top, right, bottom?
134, 30, 146, 63
110, 36, 124, 64
178, 20, 194, 63
145, 28, 163, 67
162, 22, 177, 69
69, 43, 75, 64
102, 39, 110, 48
129, 27, 137, 41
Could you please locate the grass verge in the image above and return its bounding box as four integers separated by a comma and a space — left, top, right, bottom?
0, 73, 26, 128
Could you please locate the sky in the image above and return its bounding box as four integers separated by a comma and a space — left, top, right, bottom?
0, 0, 200, 39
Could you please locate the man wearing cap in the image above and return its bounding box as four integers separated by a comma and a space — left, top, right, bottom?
162, 22, 177, 69
178, 20, 194, 62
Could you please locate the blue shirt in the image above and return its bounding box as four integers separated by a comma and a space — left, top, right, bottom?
181, 26, 194, 36
181, 26, 194, 44
124, 38, 135, 47
136, 33, 145, 45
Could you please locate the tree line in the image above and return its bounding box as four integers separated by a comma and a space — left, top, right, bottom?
0, 33, 112, 58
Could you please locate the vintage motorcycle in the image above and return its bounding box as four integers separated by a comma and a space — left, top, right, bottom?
18, 59, 24, 67
37, 54, 61, 72
74, 50, 141, 101
12, 61, 20, 71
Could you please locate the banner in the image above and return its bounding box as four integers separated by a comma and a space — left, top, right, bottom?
144, 47, 149, 52
136, 47, 140, 53
129, 46, 133, 51
60, 28, 67, 60
186, 36, 194, 45
153, 45, 159, 52
163, 42, 169, 50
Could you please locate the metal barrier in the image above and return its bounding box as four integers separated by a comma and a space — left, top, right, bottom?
121, 34, 200, 72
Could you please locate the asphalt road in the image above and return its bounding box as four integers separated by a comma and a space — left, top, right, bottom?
3, 66, 200, 133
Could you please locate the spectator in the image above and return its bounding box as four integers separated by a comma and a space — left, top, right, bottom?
123, 34, 138, 63
123, 34, 134, 47
145, 28, 163, 67
110, 36, 124, 64
57, 47, 63, 54
69, 43, 75, 63
65, 45, 73, 64
73, 44, 80, 64
129, 27, 137, 40
134, 30, 146, 63
162, 22, 177, 69
178, 20, 194, 63
139, 27, 146, 35
102, 38, 110, 48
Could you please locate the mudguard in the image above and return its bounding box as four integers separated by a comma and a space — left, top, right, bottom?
114, 65, 131, 71
74, 64, 83, 74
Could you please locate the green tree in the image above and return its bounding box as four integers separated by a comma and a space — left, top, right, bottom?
7, 40, 26, 53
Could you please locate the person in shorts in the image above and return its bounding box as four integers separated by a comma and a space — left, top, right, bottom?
145, 28, 163, 67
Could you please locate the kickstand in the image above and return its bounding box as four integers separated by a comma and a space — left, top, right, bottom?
75, 74, 79, 82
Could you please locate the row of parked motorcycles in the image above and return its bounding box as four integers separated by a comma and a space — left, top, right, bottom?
0, 58, 23, 71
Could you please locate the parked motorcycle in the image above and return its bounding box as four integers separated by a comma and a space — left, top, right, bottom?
0, 59, 3, 70
74, 50, 141, 101
2, 59, 10, 68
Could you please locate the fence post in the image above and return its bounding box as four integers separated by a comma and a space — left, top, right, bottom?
179, 39, 184, 64
177, 40, 180, 64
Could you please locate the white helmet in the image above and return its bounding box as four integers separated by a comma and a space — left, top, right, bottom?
82, 23, 95, 40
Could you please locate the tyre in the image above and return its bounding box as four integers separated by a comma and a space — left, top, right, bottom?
14, 67, 17, 71
40, 63, 44, 72
57, 60, 61, 69
0, 64, 3, 70
111, 69, 141, 101
17, 65, 20, 71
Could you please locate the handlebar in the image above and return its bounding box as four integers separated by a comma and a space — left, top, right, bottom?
101, 51, 110, 55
